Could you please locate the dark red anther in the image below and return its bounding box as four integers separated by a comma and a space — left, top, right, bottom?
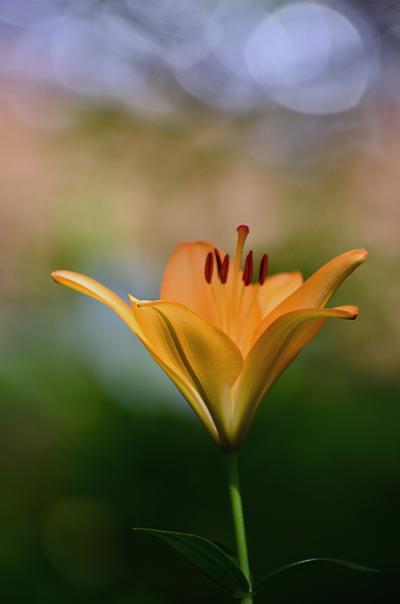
214, 248, 222, 275
204, 252, 214, 283
258, 253, 269, 285
219, 254, 230, 284
242, 250, 254, 286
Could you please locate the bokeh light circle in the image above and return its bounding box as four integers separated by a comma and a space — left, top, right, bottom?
245, 2, 370, 115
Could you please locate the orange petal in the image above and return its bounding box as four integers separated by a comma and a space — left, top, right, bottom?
160, 241, 225, 325
230, 305, 359, 449
51, 270, 223, 444
254, 249, 367, 338
51, 270, 141, 334
233, 273, 302, 357
257, 271, 304, 319
130, 297, 244, 448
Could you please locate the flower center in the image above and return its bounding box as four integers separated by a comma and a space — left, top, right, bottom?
203, 225, 269, 351
203, 225, 268, 287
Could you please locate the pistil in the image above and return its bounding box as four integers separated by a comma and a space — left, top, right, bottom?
230, 225, 249, 330
234, 225, 250, 271
202, 226, 265, 349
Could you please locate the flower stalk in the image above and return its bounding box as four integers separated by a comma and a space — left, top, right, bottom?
227, 453, 253, 603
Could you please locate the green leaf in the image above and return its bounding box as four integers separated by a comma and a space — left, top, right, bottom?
255, 557, 380, 593
133, 528, 251, 598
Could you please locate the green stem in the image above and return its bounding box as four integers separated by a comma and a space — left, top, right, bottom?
227, 452, 253, 604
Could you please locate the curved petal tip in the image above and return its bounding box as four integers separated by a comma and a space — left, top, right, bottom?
352, 249, 368, 264
334, 304, 360, 319
51, 270, 84, 288
51, 270, 65, 282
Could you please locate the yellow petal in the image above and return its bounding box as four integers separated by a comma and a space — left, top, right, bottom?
233, 273, 303, 357
230, 305, 359, 449
160, 241, 225, 325
51, 270, 141, 334
131, 297, 244, 448
254, 249, 367, 338
257, 271, 304, 319
51, 270, 225, 444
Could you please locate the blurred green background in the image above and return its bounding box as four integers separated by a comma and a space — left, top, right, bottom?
1, 1, 400, 602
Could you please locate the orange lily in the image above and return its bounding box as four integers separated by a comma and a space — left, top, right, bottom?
51, 226, 367, 450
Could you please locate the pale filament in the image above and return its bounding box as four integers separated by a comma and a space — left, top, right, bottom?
204, 226, 268, 355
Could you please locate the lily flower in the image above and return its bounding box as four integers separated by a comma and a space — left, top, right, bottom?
51, 226, 367, 450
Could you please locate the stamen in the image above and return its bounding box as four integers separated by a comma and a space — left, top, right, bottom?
214, 248, 222, 275
220, 254, 230, 284
258, 253, 269, 285
235, 225, 250, 270
204, 252, 214, 283
242, 250, 254, 286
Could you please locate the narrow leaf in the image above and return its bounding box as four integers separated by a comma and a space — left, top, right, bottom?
255, 557, 380, 592
134, 528, 250, 597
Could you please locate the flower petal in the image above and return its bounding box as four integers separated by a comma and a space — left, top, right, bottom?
51, 270, 141, 333
131, 298, 244, 448
254, 249, 367, 338
230, 305, 359, 449
160, 241, 225, 325
51, 270, 223, 444
257, 272, 304, 319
